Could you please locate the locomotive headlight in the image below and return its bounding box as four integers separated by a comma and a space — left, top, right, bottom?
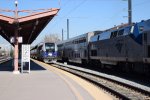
48, 53, 52, 56
139, 26, 144, 32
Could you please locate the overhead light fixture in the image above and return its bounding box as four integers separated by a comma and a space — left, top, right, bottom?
15, 0, 18, 7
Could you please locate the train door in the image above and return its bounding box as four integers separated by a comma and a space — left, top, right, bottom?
143, 31, 150, 62
142, 31, 150, 75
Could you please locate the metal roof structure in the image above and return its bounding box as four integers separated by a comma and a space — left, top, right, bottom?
0, 8, 59, 44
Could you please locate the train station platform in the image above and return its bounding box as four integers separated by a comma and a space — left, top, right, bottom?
0, 60, 113, 100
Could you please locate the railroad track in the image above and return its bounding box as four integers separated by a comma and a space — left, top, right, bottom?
51, 62, 150, 100
0, 56, 11, 64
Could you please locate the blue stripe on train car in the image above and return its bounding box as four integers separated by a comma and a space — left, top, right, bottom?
43, 51, 57, 57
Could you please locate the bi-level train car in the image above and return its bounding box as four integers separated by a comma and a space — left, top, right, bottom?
31, 42, 57, 63
57, 32, 99, 64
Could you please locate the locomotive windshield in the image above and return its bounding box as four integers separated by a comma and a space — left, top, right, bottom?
45, 43, 55, 52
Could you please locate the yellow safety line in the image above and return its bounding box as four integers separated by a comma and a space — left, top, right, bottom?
31, 59, 113, 100
32, 59, 84, 100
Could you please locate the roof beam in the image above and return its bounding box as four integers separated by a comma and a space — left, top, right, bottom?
0, 14, 14, 24
18, 8, 59, 23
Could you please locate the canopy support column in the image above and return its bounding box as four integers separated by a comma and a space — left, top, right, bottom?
13, 28, 20, 74
13, 0, 20, 74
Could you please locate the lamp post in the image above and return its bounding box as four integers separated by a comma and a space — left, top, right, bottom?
13, 0, 20, 74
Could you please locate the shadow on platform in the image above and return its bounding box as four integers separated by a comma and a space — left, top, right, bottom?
0, 60, 46, 72
0, 60, 13, 71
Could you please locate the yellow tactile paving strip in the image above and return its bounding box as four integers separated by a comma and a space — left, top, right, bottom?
32, 59, 113, 100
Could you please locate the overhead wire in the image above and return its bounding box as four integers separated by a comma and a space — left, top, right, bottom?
35, 0, 150, 42
49, 0, 88, 33
97, 0, 150, 30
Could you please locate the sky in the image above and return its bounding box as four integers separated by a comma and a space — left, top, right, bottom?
0, 0, 150, 46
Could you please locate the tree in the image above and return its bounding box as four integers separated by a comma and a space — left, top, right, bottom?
42, 33, 61, 43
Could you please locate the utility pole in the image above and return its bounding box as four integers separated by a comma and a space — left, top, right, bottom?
67, 19, 69, 40
128, 0, 132, 25
62, 29, 64, 41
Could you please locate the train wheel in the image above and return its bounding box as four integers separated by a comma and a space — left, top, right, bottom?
81, 59, 87, 67
100, 63, 105, 69
122, 62, 130, 73
143, 64, 150, 77
43, 59, 48, 63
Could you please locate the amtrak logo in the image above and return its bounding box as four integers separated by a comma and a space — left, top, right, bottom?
115, 40, 123, 53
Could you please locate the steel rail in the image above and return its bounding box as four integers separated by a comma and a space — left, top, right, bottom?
51, 62, 150, 100
0, 56, 12, 64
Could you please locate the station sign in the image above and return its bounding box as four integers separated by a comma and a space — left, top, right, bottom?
21, 44, 30, 73
22, 45, 30, 62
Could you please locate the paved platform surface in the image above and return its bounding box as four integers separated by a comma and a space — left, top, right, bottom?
0, 60, 95, 100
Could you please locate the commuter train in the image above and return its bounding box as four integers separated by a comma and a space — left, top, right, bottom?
0, 45, 10, 62
57, 19, 150, 74
31, 42, 57, 63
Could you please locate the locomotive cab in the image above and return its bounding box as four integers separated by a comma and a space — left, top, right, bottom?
143, 30, 150, 63
140, 19, 150, 63
42, 43, 57, 63
30, 42, 57, 63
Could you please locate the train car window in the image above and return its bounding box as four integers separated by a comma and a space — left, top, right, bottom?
77, 40, 79, 44
113, 31, 118, 37
110, 32, 114, 38
72, 41, 75, 44
97, 35, 100, 40
82, 38, 84, 43
79, 38, 86, 43
70, 41, 72, 45
77, 54, 80, 58
139, 26, 144, 32
79, 39, 82, 43
75, 40, 77, 44
58, 44, 63, 48
75, 53, 77, 58
75, 41, 77, 44
66, 41, 71, 45
118, 29, 124, 36
148, 46, 150, 57
143, 33, 147, 43
124, 27, 131, 35
91, 50, 97, 56
84, 50, 87, 57
98, 31, 111, 40
83, 38, 86, 42
110, 31, 118, 38
76, 40, 78, 44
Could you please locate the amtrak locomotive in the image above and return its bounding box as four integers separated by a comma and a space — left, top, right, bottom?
31, 42, 57, 63
57, 19, 150, 74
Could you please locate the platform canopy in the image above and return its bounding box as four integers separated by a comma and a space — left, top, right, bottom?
0, 8, 59, 44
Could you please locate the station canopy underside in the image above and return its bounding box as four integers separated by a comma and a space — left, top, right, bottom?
0, 8, 59, 44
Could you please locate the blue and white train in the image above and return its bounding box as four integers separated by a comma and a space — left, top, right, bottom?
31, 42, 57, 63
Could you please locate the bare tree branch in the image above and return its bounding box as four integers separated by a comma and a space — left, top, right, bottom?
43, 33, 61, 43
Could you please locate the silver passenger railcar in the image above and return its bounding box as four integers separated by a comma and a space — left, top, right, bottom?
57, 32, 97, 64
